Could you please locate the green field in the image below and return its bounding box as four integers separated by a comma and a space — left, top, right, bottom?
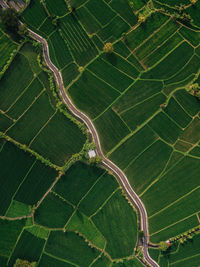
34, 192, 74, 228
0, 141, 35, 215
94, 108, 130, 153
1, 43, 86, 166
38, 253, 74, 267
45, 231, 100, 267
8, 230, 45, 267
0, 219, 25, 258
92, 190, 138, 259
54, 162, 104, 205
0, 29, 17, 73
68, 70, 119, 119
154, 232, 200, 267
1, 0, 200, 266
78, 172, 119, 216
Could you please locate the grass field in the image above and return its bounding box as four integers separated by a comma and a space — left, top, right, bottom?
34, 192, 74, 228
112, 258, 144, 266
1, 43, 86, 166
113, 80, 163, 114
143, 33, 183, 68
78, 172, 118, 216
0, 219, 25, 258
92, 190, 138, 259
102, 53, 139, 79
94, 108, 130, 153
38, 253, 74, 267
91, 254, 110, 267
109, 125, 157, 169
148, 112, 182, 144
68, 70, 119, 119
0, 29, 17, 73
121, 93, 166, 130
45, 0, 68, 16
23, 0, 48, 29
174, 89, 200, 117
45, 231, 100, 267
0, 141, 35, 215
125, 140, 172, 195
126, 13, 168, 50
58, 4, 200, 261
30, 111, 86, 166
164, 55, 200, 85
86, 0, 115, 26
0, 112, 13, 132
76, 6, 101, 35
5, 200, 31, 218
0, 1, 198, 266
98, 16, 129, 42
26, 225, 49, 240
164, 97, 192, 128
88, 57, 134, 93
54, 162, 104, 206
60, 14, 98, 66
135, 19, 179, 61
150, 213, 199, 243
8, 230, 45, 267
156, 232, 200, 266
109, 0, 137, 26
67, 211, 106, 249
14, 161, 57, 206
142, 42, 194, 80
0, 53, 34, 112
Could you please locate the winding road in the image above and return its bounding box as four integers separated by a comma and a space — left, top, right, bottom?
28, 29, 159, 267
0, 0, 159, 263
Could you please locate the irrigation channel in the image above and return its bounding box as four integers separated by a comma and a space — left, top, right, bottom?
0, 1, 159, 264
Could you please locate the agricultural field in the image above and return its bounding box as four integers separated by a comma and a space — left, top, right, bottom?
0, 0, 200, 266
0, 157, 138, 266
149, 231, 200, 267
22, 0, 200, 264
0, 3, 139, 265
57, 1, 200, 254
0, 42, 86, 166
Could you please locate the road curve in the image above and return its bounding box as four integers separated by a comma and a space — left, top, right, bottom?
27, 28, 159, 267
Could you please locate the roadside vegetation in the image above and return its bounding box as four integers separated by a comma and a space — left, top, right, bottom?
0, 0, 200, 266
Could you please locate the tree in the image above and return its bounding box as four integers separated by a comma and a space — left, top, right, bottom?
13, 259, 36, 267
103, 42, 114, 54
138, 14, 146, 23
159, 241, 169, 252
17, 24, 27, 37
89, 156, 102, 165
138, 230, 144, 238
189, 82, 200, 99
0, 8, 19, 32
190, 0, 197, 5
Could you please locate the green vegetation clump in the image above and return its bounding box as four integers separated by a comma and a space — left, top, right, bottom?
159, 241, 169, 252
13, 259, 36, 267
103, 42, 114, 53
0, 8, 19, 32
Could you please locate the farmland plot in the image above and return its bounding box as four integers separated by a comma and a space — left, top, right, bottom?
0, 1, 198, 266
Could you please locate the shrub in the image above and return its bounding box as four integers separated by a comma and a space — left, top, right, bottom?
159, 241, 169, 251
103, 42, 114, 54
13, 258, 36, 267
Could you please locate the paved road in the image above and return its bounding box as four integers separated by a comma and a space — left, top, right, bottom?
0, 4, 159, 262
28, 29, 159, 267
0, 0, 8, 8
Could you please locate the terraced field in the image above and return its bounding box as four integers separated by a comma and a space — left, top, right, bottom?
1, 0, 200, 266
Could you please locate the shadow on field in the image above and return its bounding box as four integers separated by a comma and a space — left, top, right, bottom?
105, 53, 117, 66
